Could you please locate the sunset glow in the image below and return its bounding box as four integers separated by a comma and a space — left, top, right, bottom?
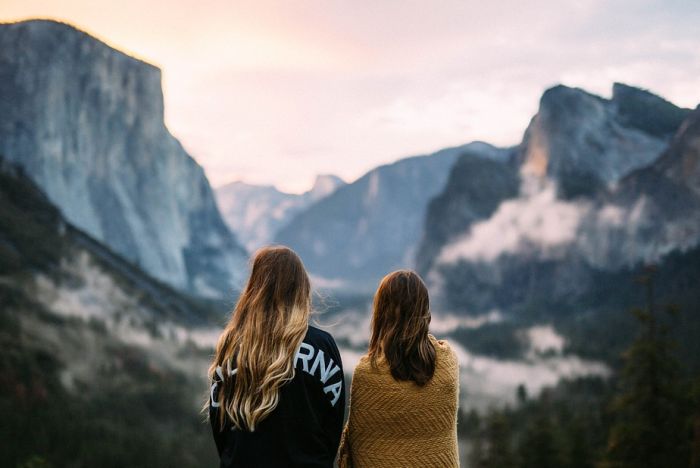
3, 0, 699, 192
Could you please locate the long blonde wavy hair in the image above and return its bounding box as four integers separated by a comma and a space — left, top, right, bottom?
208, 246, 311, 431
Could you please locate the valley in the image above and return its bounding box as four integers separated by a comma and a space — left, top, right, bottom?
1, 17, 699, 468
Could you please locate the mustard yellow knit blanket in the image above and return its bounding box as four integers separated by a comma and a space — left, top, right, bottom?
338, 335, 460, 467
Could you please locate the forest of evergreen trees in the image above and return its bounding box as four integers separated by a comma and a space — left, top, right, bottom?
463, 267, 700, 468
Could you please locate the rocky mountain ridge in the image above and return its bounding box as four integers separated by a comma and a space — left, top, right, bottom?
275, 143, 500, 289
422, 84, 699, 313
517, 83, 689, 199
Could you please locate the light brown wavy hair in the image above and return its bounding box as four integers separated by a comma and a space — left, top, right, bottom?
368, 269, 436, 386
208, 246, 311, 431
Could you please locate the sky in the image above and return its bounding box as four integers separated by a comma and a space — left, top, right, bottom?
3, 0, 700, 193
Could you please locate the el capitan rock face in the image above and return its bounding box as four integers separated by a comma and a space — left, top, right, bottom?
0, 20, 246, 298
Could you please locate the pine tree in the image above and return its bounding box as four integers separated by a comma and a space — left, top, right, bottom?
691, 377, 700, 468
472, 409, 517, 468
600, 266, 689, 468
518, 412, 562, 468
469, 420, 486, 468
517, 384, 528, 405
564, 416, 594, 468
459, 408, 481, 438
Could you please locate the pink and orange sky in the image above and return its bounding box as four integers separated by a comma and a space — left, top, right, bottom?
3, 0, 700, 192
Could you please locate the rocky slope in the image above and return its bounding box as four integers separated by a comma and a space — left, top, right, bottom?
587, 104, 700, 266
274, 143, 493, 289
423, 84, 698, 313
415, 146, 519, 274
216, 174, 345, 251
0, 20, 246, 298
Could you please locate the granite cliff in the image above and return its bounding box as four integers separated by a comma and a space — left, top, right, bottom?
0, 20, 247, 298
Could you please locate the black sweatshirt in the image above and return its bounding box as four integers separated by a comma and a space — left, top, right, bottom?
209, 326, 345, 468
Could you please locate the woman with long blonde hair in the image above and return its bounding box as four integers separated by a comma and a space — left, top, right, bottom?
338, 270, 459, 467
208, 246, 345, 467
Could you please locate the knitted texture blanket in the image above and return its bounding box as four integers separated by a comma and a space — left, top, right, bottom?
338, 335, 460, 467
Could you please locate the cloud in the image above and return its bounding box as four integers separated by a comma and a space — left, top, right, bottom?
450, 340, 610, 409
524, 325, 565, 355
433, 171, 700, 278
438, 179, 591, 264
428, 310, 504, 335
332, 309, 609, 409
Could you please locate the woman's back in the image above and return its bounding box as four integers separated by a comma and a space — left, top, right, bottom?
340, 335, 459, 467
210, 325, 345, 467
207, 246, 345, 467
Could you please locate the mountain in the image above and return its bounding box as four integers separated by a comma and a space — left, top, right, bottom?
216, 174, 345, 251
590, 104, 700, 265
275, 143, 498, 289
423, 84, 697, 313
616, 103, 700, 201
612, 82, 693, 138
518, 83, 689, 199
415, 146, 519, 275
0, 156, 221, 467
0, 19, 247, 298
307, 174, 346, 200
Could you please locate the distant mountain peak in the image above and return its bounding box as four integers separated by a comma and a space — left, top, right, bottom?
308, 174, 345, 200
215, 174, 345, 252
611, 82, 691, 138
540, 84, 605, 107
274, 144, 481, 289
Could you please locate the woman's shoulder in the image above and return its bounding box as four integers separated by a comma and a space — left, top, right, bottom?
354, 354, 372, 372
352, 354, 384, 381
429, 334, 452, 351
306, 324, 335, 343
305, 325, 340, 352
429, 335, 458, 365
299, 325, 344, 370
